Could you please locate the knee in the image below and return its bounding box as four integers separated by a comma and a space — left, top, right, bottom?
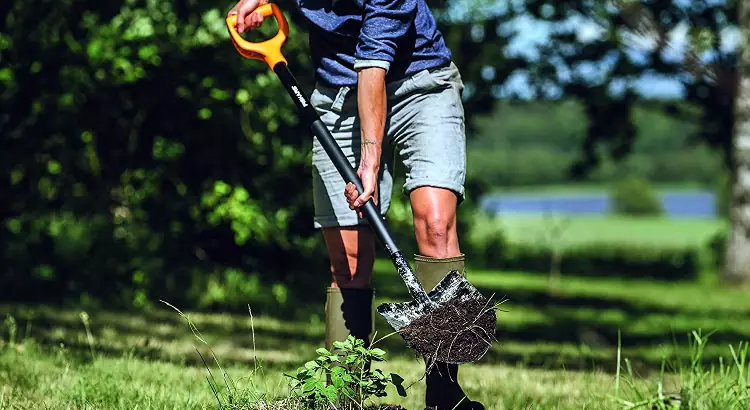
414, 210, 455, 247
409, 187, 460, 256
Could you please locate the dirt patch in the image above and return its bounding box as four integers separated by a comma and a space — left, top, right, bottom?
397, 297, 496, 364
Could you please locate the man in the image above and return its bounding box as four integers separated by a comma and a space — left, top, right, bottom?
228, 0, 483, 408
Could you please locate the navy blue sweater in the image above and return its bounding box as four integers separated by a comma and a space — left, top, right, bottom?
296, 0, 452, 87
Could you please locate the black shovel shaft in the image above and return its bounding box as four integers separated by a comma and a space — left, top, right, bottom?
273, 62, 430, 305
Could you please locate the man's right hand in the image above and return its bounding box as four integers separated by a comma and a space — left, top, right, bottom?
227, 0, 269, 33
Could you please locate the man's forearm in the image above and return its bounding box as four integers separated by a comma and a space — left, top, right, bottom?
357, 67, 387, 170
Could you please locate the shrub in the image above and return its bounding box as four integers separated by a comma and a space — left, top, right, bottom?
472, 240, 702, 281
610, 176, 664, 217
706, 228, 728, 272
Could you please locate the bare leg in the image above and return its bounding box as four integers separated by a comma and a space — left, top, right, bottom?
410, 186, 483, 410
321, 226, 375, 289
321, 226, 376, 350
410, 186, 460, 258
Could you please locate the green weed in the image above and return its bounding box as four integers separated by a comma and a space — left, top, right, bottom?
285, 335, 406, 410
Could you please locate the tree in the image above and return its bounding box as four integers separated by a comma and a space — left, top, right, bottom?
514, 0, 744, 283
724, 0, 750, 284
0, 0, 329, 311
0, 0, 518, 310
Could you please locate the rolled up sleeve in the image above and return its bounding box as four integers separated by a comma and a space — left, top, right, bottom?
353, 0, 417, 73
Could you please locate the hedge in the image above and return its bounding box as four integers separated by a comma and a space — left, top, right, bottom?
470, 241, 704, 281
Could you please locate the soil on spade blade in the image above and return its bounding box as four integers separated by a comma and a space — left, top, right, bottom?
397, 297, 496, 363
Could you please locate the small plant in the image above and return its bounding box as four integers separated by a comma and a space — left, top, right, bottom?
285, 335, 406, 409
610, 175, 664, 217
4, 314, 17, 347
537, 210, 572, 293
79, 311, 96, 360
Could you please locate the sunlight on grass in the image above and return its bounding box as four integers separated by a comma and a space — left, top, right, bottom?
3, 325, 748, 409
3, 262, 750, 409
0, 336, 633, 410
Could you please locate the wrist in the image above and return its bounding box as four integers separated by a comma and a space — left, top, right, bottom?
361, 135, 381, 152
359, 155, 380, 171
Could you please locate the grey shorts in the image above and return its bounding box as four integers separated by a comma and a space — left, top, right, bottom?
310, 62, 466, 229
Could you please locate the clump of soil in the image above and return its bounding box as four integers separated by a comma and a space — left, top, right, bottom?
398, 297, 496, 364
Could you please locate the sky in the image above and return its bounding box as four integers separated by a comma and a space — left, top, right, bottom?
445, 0, 739, 100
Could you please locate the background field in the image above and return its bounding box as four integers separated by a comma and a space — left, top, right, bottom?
493, 214, 725, 249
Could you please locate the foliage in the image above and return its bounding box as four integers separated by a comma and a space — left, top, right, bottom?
285, 335, 406, 409
610, 176, 664, 217
518, 0, 736, 176
468, 100, 723, 188
0, 0, 337, 313
0, 0, 516, 312
707, 228, 730, 274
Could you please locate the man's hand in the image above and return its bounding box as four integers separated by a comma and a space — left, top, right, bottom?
228, 0, 269, 33
345, 163, 380, 219
345, 67, 387, 218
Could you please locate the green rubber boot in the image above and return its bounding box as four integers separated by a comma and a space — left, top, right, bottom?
414, 254, 466, 292
324, 287, 375, 351
414, 254, 485, 410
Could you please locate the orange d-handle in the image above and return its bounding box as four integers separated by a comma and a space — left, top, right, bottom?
226, 3, 289, 69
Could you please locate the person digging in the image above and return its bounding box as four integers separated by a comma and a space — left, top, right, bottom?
228, 0, 486, 408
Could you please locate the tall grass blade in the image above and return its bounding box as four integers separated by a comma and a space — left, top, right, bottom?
616, 329, 621, 398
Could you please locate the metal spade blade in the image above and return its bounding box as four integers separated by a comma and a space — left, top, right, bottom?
376, 270, 485, 331
376, 257, 495, 365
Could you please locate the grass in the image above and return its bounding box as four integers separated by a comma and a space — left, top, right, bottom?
2, 263, 750, 409
0, 339, 637, 410
484, 214, 725, 249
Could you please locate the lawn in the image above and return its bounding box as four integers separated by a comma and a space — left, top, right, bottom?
2, 262, 750, 409
486, 214, 725, 249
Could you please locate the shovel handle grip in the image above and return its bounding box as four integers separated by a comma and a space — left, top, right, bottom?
226, 3, 289, 68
